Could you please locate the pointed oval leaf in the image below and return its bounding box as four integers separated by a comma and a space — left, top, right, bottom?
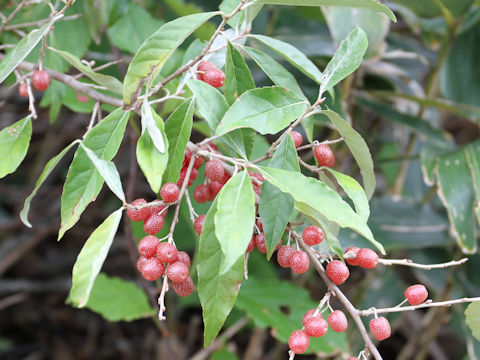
0, 116, 32, 179
69, 208, 123, 307
123, 12, 217, 105
466, 302, 480, 341
214, 171, 256, 272
465, 142, 480, 223
164, 98, 194, 183
216, 87, 308, 136
197, 197, 244, 346
225, 42, 255, 105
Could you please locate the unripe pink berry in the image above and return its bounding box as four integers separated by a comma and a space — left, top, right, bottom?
176, 251, 191, 268
326, 260, 350, 285
369, 317, 391, 341
194, 214, 206, 236
19, 83, 28, 97
344, 246, 360, 266
136, 256, 148, 273
277, 245, 295, 268
160, 182, 180, 203
289, 250, 309, 274
156, 242, 178, 263
357, 248, 379, 269
141, 258, 165, 281
254, 233, 267, 254
313, 144, 335, 167
167, 261, 189, 284
305, 316, 329, 337
203, 67, 225, 88
302, 308, 321, 326
32, 70, 50, 91
302, 226, 324, 246
405, 284, 428, 305
327, 310, 348, 332
205, 160, 225, 183
127, 198, 149, 222
137, 235, 159, 258
288, 329, 310, 354
193, 184, 211, 203
172, 276, 194, 297
143, 213, 165, 235
290, 131, 303, 148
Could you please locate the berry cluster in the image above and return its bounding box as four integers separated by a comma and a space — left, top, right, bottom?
18, 70, 50, 97
196, 60, 225, 88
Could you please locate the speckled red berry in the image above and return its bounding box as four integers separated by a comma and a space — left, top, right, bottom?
288, 329, 310, 354
176, 251, 191, 268
314, 144, 335, 168
302, 308, 321, 326
183, 150, 192, 166
18, 83, 28, 97
305, 316, 329, 337
246, 237, 255, 253
277, 245, 295, 268
136, 256, 148, 273
203, 67, 225, 88
156, 242, 178, 263
357, 248, 379, 269
172, 276, 194, 297
289, 250, 309, 274
193, 156, 204, 169
254, 233, 267, 254
302, 226, 324, 246
405, 284, 428, 305
143, 213, 165, 235
32, 70, 50, 91
127, 198, 149, 222
205, 160, 225, 183
193, 184, 210, 203
196, 60, 216, 81
148, 203, 168, 218
137, 235, 159, 258
344, 246, 360, 266
256, 219, 263, 231
194, 215, 206, 236
328, 310, 348, 332
160, 182, 179, 203
208, 181, 223, 200
141, 258, 165, 281
167, 261, 189, 284
326, 260, 350, 285
290, 131, 303, 148
369, 317, 391, 341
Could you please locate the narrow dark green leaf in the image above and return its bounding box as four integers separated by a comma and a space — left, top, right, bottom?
322, 110, 376, 199
69, 208, 123, 307
0, 116, 32, 179
164, 98, 194, 183
197, 197, 244, 346
269, 134, 300, 171
225, 42, 255, 105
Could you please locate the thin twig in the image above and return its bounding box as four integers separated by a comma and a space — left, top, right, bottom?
0, 0, 28, 35
157, 275, 169, 321
378, 257, 468, 270
3, 13, 82, 31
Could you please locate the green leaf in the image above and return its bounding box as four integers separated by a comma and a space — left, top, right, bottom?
390, 0, 472, 18
107, 2, 164, 54
258, 167, 384, 253
59, 109, 128, 240
49, 48, 123, 95
0, 15, 61, 83
324, 168, 370, 221
80, 144, 125, 202
320, 27, 368, 95
69, 208, 123, 307
322, 110, 376, 199
123, 12, 217, 105
216, 87, 308, 136
83, 0, 108, 45
249, 35, 323, 84
214, 171, 256, 272
466, 302, 480, 342
137, 107, 169, 194
465, 142, 480, 223
197, 197, 244, 346
0, 116, 32, 179
141, 101, 166, 154
436, 150, 477, 253
20, 141, 79, 228
164, 99, 194, 184
84, 273, 155, 321
253, 0, 396, 21
224, 42, 256, 105
242, 46, 304, 96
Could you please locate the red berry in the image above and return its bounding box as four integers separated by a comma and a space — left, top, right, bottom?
136, 256, 148, 273
290, 131, 303, 148
289, 251, 309, 274
177, 167, 195, 187
18, 83, 28, 97
183, 150, 192, 166
141, 258, 165, 281
249, 172, 264, 187
357, 248, 379, 269
194, 215, 206, 236
277, 245, 295, 268
193, 184, 211, 203
203, 67, 225, 88
127, 198, 149, 222
369, 317, 391, 341
405, 284, 428, 305
193, 156, 204, 169
208, 181, 223, 199
326, 260, 350, 285
205, 160, 225, 182
32, 70, 50, 91
172, 276, 194, 297
254, 233, 267, 254
314, 144, 335, 167
288, 330, 310, 354
302, 226, 324, 246
76, 93, 89, 102
256, 219, 263, 231
328, 310, 348, 332
246, 236, 255, 253
148, 203, 168, 218
143, 213, 165, 235
220, 171, 231, 185
176, 251, 191, 268
156, 242, 178, 263
344, 246, 360, 266
190, 168, 199, 181
196, 60, 216, 81
302, 308, 321, 326
167, 261, 189, 284
348, 358, 360, 360
137, 235, 159, 258
305, 316, 329, 337
160, 182, 180, 203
